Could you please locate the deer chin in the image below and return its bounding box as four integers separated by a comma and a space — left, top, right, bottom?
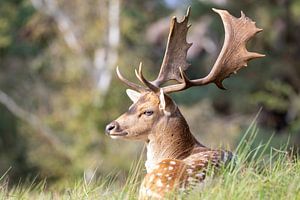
109, 131, 128, 139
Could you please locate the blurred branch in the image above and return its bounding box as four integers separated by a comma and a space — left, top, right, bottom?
0, 90, 70, 161
30, 0, 82, 53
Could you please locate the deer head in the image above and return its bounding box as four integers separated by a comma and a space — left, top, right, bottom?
105, 87, 178, 140
106, 7, 264, 137
105, 7, 264, 171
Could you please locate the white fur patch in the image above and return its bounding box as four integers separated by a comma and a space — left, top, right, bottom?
156, 173, 162, 176
145, 189, 162, 198
170, 161, 176, 165
110, 135, 122, 139
145, 141, 157, 173
156, 179, 163, 187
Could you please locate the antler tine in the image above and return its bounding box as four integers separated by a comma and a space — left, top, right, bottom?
151, 6, 193, 87
162, 67, 188, 93
204, 8, 265, 89
135, 63, 160, 92
162, 8, 264, 93
116, 67, 145, 92
162, 67, 208, 93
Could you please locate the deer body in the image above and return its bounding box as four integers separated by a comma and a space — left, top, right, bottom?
105, 7, 264, 200
140, 101, 232, 199
108, 90, 232, 199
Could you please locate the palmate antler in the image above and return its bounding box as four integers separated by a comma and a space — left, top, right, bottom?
117, 7, 265, 94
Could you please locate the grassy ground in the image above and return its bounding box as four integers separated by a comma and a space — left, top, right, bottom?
0, 122, 300, 200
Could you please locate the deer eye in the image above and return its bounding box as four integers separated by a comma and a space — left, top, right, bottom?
143, 110, 154, 116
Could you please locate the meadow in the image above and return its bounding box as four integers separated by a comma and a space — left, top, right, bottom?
1, 121, 299, 200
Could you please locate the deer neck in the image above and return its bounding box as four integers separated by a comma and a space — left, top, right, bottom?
145, 108, 204, 172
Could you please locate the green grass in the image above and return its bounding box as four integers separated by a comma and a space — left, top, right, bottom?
1, 122, 300, 200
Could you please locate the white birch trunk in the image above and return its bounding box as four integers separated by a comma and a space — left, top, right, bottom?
95, 0, 120, 94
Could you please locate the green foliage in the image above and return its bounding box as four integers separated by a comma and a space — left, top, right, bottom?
0, 106, 36, 182
252, 80, 295, 112
252, 80, 300, 134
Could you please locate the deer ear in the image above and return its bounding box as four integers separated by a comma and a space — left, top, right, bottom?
159, 89, 166, 110
159, 89, 171, 116
126, 89, 141, 103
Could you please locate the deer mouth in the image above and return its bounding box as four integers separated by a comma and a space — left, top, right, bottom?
109, 132, 128, 137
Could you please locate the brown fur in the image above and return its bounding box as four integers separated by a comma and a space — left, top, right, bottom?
106, 91, 232, 199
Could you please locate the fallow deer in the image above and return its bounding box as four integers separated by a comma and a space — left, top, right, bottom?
105, 7, 264, 199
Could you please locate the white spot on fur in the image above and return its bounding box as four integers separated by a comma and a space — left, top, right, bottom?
156, 179, 163, 187
170, 161, 176, 165
156, 173, 162, 176
168, 166, 174, 170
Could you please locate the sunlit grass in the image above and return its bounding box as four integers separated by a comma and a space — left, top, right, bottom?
187, 121, 300, 200
0, 121, 299, 200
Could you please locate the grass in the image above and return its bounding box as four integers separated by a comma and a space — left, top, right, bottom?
0, 122, 300, 200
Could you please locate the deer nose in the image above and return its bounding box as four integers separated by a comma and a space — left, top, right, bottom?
105, 121, 118, 134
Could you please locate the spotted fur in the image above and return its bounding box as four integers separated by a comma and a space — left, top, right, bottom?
139, 149, 233, 199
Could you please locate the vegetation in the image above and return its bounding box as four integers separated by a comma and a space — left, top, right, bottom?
0, 122, 299, 199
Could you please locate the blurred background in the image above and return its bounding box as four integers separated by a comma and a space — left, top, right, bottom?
1, 0, 300, 187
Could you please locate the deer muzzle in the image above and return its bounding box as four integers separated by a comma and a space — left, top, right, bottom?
105, 121, 128, 137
